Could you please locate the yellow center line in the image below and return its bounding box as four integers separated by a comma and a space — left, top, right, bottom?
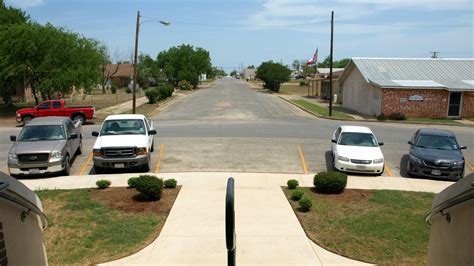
384, 164, 394, 177
154, 144, 164, 173
79, 152, 93, 176
466, 160, 474, 171
297, 144, 308, 174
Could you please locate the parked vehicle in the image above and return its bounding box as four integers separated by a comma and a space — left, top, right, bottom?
91, 114, 156, 173
16, 99, 95, 126
331, 125, 385, 175
407, 128, 466, 180
8, 116, 83, 177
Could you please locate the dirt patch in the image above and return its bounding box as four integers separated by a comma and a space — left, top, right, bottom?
312, 188, 373, 203
91, 186, 181, 215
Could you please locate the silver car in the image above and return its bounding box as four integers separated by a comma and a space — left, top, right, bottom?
8, 116, 82, 177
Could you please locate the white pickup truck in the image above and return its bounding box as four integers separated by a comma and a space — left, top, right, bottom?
91, 114, 156, 173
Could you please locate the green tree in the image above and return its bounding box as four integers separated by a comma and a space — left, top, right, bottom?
230, 70, 237, 77
317, 56, 350, 68
156, 44, 212, 89
138, 53, 157, 88
292, 60, 301, 71
256, 61, 291, 92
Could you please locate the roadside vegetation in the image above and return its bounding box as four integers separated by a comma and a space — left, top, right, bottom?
36, 184, 180, 265
283, 187, 434, 265
291, 99, 354, 120
256, 61, 292, 92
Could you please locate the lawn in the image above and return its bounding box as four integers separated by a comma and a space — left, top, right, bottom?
283, 188, 434, 265
36, 186, 180, 265
66, 87, 140, 110
291, 99, 354, 120
280, 84, 311, 96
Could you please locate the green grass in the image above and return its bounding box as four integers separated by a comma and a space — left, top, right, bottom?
280, 84, 310, 96
291, 99, 354, 120
406, 117, 463, 125
283, 188, 434, 265
36, 189, 161, 265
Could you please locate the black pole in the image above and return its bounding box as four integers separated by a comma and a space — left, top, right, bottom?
329, 11, 334, 116
225, 177, 236, 266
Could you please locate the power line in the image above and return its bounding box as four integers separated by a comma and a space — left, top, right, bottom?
336, 21, 472, 28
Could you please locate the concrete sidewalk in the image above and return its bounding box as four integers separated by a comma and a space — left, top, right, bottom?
16, 172, 453, 265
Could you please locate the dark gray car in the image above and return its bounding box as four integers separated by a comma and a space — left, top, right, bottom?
407, 128, 466, 181
8, 116, 82, 177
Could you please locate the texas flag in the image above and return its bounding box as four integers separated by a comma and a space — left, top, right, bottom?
306, 47, 318, 65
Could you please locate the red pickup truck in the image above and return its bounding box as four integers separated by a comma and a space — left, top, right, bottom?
16, 99, 95, 125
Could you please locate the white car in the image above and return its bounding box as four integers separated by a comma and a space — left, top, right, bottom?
91, 114, 156, 173
331, 126, 385, 175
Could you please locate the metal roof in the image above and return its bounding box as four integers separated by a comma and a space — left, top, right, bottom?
339, 58, 474, 91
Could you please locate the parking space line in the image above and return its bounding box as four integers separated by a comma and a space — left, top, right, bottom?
154, 144, 164, 173
297, 144, 308, 174
384, 164, 394, 177
466, 160, 474, 171
79, 152, 93, 176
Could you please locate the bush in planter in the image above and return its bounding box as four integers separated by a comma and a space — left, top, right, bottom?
133, 175, 164, 200
299, 196, 312, 212
128, 177, 139, 188
164, 178, 178, 188
287, 179, 299, 189
291, 190, 304, 201
387, 112, 406, 120
376, 113, 387, 121
96, 179, 111, 189
313, 171, 347, 194
111, 85, 118, 94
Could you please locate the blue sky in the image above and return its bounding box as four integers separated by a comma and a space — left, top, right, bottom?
5, 0, 474, 71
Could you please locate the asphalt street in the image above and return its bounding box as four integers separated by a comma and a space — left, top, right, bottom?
1, 77, 473, 180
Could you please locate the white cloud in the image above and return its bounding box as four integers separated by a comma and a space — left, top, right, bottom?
5, 0, 45, 9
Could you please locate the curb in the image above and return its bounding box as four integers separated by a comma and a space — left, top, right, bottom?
279, 96, 473, 127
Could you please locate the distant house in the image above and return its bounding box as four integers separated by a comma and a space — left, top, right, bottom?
242, 68, 257, 80
314, 68, 345, 102
106, 64, 134, 88
338, 58, 474, 118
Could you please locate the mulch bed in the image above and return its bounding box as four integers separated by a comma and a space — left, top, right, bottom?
91, 186, 181, 215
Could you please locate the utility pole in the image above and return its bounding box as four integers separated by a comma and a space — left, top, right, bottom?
430, 51, 439, 58
329, 11, 334, 116
132, 11, 141, 114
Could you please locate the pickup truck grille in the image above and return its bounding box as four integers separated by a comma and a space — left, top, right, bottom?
18, 153, 50, 164
350, 159, 372, 164
103, 147, 136, 158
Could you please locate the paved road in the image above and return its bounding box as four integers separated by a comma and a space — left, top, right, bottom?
1, 77, 473, 179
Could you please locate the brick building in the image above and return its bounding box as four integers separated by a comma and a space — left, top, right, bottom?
338, 58, 474, 118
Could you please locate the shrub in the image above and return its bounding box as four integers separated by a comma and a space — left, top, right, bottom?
387, 112, 406, 120
128, 177, 139, 188
125, 87, 132, 94
376, 113, 387, 121
145, 88, 161, 104
164, 178, 178, 188
299, 81, 309, 86
313, 171, 347, 194
178, 80, 193, 90
256, 61, 292, 92
291, 190, 304, 201
287, 179, 299, 189
133, 175, 164, 200
111, 85, 118, 94
299, 196, 312, 212
96, 179, 111, 189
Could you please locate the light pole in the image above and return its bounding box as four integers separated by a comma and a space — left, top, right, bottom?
132, 11, 170, 114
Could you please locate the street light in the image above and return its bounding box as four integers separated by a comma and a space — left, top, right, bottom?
132, 11, 170, 114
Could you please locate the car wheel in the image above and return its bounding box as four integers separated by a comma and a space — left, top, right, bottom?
72, 114, 86, 125
94, 165, 104, 174
62, 155, 71, 176
22, 116, 33, 126
76, 140, 83, 155
141, 163, 150, 172
332, 155, 337, 171
406, 160, 413, 177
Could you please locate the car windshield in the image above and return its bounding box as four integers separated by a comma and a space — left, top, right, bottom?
338, 132, 378, 147
100, 119, 146, 135
415, 134, 458, 150
18, 125, 65, 141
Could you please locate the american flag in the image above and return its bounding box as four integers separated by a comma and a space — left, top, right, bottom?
306, 48, 318, 65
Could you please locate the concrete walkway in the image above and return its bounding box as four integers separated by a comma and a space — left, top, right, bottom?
17, 172, 453, 265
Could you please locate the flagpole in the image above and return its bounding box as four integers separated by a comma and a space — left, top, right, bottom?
315, 47, 318, 97
329, 11, 334, 116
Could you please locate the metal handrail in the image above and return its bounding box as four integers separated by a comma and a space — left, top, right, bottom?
0, 181, 48, 229
425, 182, 474, 226
225, 177, 236, 266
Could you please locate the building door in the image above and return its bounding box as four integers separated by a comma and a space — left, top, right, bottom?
448, 92, 462, 117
